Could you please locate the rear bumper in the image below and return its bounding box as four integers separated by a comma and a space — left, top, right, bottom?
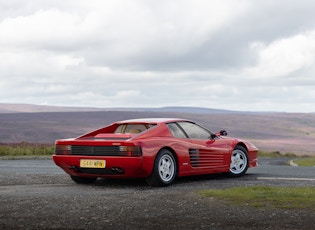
53, 155, 150, 178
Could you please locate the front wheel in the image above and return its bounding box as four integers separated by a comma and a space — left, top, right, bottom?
227, 145, 249, 177
146, 149, 177, 187
70, 175, 97, 184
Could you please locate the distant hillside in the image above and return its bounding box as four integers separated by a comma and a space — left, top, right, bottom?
0, 109, 314, 155
113, 106, 242, 114
0, 103, 108, 113
0, 103, 245, 114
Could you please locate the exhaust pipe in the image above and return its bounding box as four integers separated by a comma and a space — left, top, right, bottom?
69, 166, 80, 172
111, 167, 124, 174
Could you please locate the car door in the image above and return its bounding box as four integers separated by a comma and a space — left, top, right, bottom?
176, 121, 230, 170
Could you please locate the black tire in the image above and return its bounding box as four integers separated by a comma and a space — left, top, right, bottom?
146, 149, 177, 187
70, 175, 97, 184
227, 145, 249, 177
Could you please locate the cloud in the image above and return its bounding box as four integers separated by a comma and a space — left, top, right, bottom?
0, 0, 315, 112
245, 31, 315, 79
0, 0, 251, 69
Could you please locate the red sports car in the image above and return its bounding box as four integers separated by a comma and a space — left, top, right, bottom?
53, 118, 258, 186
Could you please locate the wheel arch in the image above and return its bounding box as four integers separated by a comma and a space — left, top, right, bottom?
145, 146, 178, 186
227, 143, 250, 177
235, 142, 248, 152
233, 142, 249, 165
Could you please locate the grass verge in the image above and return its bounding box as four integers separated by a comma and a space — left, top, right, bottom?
293, 157, 315, 167
198, 186, 315, 210
258, 150, 315, 166
258, 150, 297, 158
0, 142, 54, 157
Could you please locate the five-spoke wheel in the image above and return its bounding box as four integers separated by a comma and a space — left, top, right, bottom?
146, 149, 177, 187
228, 145, 249, 177
158, 154, 175, 183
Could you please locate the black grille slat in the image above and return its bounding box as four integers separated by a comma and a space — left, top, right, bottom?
94, 146, 120, 155
189, 148, 224, 167
189, 149, 199, 167
72, 146, 93, 155
71, 146, 120, 156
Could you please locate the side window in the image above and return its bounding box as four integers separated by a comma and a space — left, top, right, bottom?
115, 125, 123, 133
177, 122, 211, 139
167, 123, 187, 138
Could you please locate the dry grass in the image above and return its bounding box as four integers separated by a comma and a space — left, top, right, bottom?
0, 142, 54, 156
199, 186, 315, 210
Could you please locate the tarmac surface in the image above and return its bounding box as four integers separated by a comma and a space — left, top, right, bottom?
0, 158, 314, 229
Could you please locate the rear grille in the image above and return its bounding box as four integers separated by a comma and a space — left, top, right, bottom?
71, 146, 120, 156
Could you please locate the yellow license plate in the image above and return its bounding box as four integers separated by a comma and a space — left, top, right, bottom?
80, 159, 106, 168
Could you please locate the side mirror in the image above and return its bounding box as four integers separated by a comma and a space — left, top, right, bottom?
217, 130, 228, 136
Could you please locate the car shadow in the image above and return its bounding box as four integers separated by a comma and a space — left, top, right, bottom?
88, 172, 256, 189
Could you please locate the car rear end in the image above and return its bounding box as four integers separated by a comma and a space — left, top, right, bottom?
53, 134, 148, 179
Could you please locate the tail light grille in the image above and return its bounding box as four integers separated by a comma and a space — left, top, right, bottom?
72, 146, 119, 156
55, 145, 142, 157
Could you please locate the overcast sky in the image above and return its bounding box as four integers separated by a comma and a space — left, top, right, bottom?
1, 0, 315, 112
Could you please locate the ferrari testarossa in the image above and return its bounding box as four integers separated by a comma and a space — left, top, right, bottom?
53, 118, 258, 186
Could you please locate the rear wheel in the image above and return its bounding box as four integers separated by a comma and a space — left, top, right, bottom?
228, 145, 249, 177
146, 149, 177, 187
70, 175, 97, 184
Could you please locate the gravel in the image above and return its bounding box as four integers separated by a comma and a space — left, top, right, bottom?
1, 170, 315, 230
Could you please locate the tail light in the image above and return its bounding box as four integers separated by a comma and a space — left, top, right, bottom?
119, 146, 142, 157
55, 145, 71, 155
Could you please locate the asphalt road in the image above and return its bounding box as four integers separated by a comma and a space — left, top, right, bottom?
1, 157, 314, 179
0, 158, 315, 229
